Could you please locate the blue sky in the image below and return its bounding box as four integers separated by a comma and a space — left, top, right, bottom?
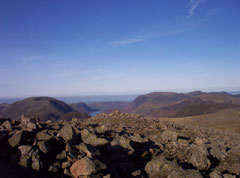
0, 0, 240, 97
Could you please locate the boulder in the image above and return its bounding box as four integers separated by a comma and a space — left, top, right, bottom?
145, 156, 180, 178
110, 135, 134, 153
70, 156, 96, 177
18, 145, 34, 168
186, 144, 211, 170
20, 115, 38, 131
218, 148, 240, 175
81, 129, 109, 146
1, 120, 12, 132
58, 124, 75, 141
56, 150, 67, 160
161, 130, 178, 144
37, 141, 49, 153
36, 130, 52, 141
95, 125, 108, 133
62, 161, 71, 169
8, 130, 22, 147
168, 169, 203, 178
223, 174, 236, 178
31, 150, 41, 171
75, 142, 100, 158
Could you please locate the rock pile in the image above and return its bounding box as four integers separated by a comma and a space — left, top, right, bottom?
0, 111, 240, 178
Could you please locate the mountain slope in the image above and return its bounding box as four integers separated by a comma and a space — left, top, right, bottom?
1, 97, 88, 121
170, 108, 240, 133
71, 102, 98, 113
0, 103, 9, 114
123, 91, 240, 117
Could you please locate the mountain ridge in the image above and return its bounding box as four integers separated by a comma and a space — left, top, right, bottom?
123, 91, 240, 117
0, 97, 89, 121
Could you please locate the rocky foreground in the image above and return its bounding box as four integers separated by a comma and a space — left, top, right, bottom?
0, 111, 240, 178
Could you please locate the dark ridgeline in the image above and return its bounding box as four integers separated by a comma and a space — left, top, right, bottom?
0, 97, 90, 121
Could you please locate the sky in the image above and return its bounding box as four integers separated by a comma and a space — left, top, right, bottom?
0, 0, 240, 98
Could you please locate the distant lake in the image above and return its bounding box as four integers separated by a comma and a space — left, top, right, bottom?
90, 111, 102, 117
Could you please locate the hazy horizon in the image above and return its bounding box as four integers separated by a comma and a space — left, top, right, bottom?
1, 89, 240, 105
1, 0, 240, 98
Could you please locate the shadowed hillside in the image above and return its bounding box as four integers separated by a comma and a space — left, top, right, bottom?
0, 103, 9, 113
1, 97, 89, 121
89, 101, 130, 113
70, 102, 98, 113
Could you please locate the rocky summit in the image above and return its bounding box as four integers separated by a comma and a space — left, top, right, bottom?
0, 111, 240, 178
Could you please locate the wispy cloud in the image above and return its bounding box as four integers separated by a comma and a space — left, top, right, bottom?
21, 56, 43, 62
186, 0, 205, 19
111, 38, 147, 46
111, 28, 189, 47
199, 9, 218, 22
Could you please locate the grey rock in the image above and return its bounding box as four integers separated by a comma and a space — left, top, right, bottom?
8, 130, 22, 147
20, 115, 37, 131
145, 156, 179, 178
31, 150, 41, 171
36, 130, 52, 141
58, 124, 75, 141
81, 129, 109, 146
56, 150, 67, 160
37, 141, 49, 153
1, 120, 12, 132
188, 144, 211, 170
62, 161, 71, 169
161, 130, 178, 144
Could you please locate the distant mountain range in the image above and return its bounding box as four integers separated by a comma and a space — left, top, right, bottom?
1, 91, 240, 121
123, 91, 240, 117
0, 97, 90, 121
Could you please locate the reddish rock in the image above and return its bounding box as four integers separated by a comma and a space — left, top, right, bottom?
70, 157, 96, 177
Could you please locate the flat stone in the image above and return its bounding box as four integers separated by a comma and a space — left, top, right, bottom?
36, 130, 52, 141
81, 129, 108, 146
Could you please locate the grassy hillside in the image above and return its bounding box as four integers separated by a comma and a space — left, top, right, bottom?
169, 108, 240, 133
